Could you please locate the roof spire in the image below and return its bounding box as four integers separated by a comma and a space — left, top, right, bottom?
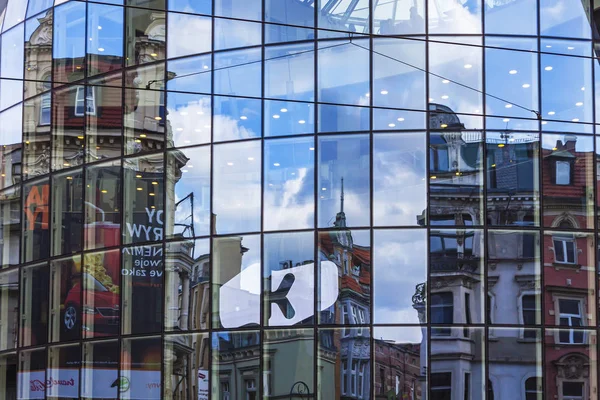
334, 177, 347, 228
340, 177, 344, 214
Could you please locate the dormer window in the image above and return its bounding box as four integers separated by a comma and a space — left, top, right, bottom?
555, 160, 571, 185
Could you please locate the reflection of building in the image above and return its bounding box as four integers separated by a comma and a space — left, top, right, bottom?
374, 339, 421, 399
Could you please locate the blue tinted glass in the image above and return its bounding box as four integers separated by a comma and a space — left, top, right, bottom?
26, 0, 52, 18
168, 0, 211, 14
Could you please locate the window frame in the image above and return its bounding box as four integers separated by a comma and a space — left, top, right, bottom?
431, 291, 453, 336
555, 160, 572, 185
553, 235, 577, 265
556, 297, 585, 344
74, 86, 97, 117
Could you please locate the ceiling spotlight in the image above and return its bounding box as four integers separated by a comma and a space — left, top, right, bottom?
388, 123, 396, 128
298, 120, 306, 124
380, 90, 389, 95
522, 84, 530, 88
505, 104, 513, 108
272, 114, 280, 119
280, 108, 288, 113
397, 117, 405, 122
464, 64, 473, 69
572, 118, 580, 122
240, 116, 248, 120
544, 66, 553, 71
575, 102, 583, 107
441, 95, 449, 100
442, 79, 450, 84
509, 70, 517, 74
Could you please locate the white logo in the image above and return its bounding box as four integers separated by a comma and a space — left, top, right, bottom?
219, 261, 338, 328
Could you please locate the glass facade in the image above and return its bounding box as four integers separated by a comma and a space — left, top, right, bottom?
2, 0, 600, 399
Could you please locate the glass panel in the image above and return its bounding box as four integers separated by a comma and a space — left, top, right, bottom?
485, 38, 538, 124
22, 178, 50, 263
264, 42, 315, 102
51, 170, 83, 256
542, 134, 594, 229
0, 187, 20, 269
166, 92, 211, 147
429, 38, 483, 128
545, 232, 595, 326
122, 153, 165, 245
168, 12, 211, 58
317, 327, 371, 398
51, 85, 84, 172
213, 141, 261, 234
81, 340, 119, 399
318, 38, 369, 106
46, 344, 80, 399
17, 348, 46, 400
87, 77, 124, 162
540, 0, 592, 38
211, 331, 260, 399
374, 229, 427, 324
124, 87, 166, 156
27, 0, 53, 18
541, 53, 593, 124
264, 329, 314, 396
166, 54, 211, 93
215, 0, 261, 21
373, 0, 426, 34
487, 231, 541, 325
264, 232, 314, 326
373, 37, 426, 111
1, 24, 24, 80
430, 229, 484, 323
318, 0, 370, 34
121, 336, 162, 400
23, 94, 50, 180
168, 0, 211, 14
428, 0, 481, 34
545, 329, 596, 394
264, 137, 315, 231
126, 8, 166, 67
127, 0, 165, 9
488, 328, 542, 397
2, 0, 26, 31
0, 269, 18, 351
164, 239, 209, 331
485, 0, 537, 35
0, 107, 22, 190
213, 235, 260, 329
214, 18, 261, 51
24, 13, 52, 99
166, 146, 211, 239
85, 160, 121, 251
264, 100, 314, 136
213, 96, 261, 142
318, 104, 370, 133
318, 135, 370, 228
486, 132, 540, 226
88, 3, 124, 77
49, 256, 81, 343
374, 132, 426, 226
431, 327, 485, 399
121, 243, 163, 334
318, 229, 370, 326
20, 263, 49, 347
0, 353, 17, 400
265, 3, 314, 43
372, 327, 425, 398
164, 333, 210, 399
214, 47, 262, 97
82, 249, 121, 339
53, 2, 85, 84
429, 132, 483, 226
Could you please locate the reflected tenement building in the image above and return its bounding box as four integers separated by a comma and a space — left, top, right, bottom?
1, 0, 600, 399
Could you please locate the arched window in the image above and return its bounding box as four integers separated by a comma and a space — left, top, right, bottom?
525, 377, 542, 400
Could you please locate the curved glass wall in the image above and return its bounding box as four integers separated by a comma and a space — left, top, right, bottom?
1, 0, 600, 398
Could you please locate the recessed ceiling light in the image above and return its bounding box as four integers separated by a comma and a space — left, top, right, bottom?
388, 123, 396, 127
240, 116, 248, 120
464, 64, 473, 69
273, 163, 280, 167
365, 93, 370, 97
442, 79, 450, 84
154, 116, 162, 121
248, 157, 254, 161
227, 162, 234, 166
567, 46, 575, 50
298, 120, 306, 124
505, 104, 513, 108
581, 87, 585, 91
441, 95, 449, 99
322, 187, 327, 191
548, 111, 555, 115
544, 66, 553, 71
503, 118, 510, 122
272, 114, 280, 119
280, 108, 288, 113
546, 45, 552, 48
397, 117, 405, 122
509, 70, 517, 74
429, 98, 434, 102
98, 47, 105, 52
203, 65, 209, 70
309, 147, 315, 151
572, 118, 580, 122
522, 84, 530, 88
441, 124, 448, 128
541, 121, 548, 125
575, 102, 583, 106
98, 26, 102, 30
150, 53, 158, 57
380, 90, 389, 95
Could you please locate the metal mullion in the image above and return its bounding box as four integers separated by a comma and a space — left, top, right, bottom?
368, 0, 375, 398
259, 0, 266, 397
424, 0, 432, 396
481, 4, 489, 399
313, 1, 320, 397
208, 0, 216, 397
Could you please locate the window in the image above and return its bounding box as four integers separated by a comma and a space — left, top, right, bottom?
464, 373, 470, 400
75, 86, 96, 116
555, 160, 571, 185
464, 293, 471, 337
351, 360, 358, 396
379, 368, 385, 395
525, 377, 541, 400
221, 381, 230, 400
558, 299, 584, 344
432, 292, 453, 336
488, 379, 494, 400
522, 295, 538, 339
245, 379, 256, 400
487, 294, 493, 324
40, 77, 51, 125
431, 372, 452, 400
563, 382, 584, 400
430, 145, 450, 171
553, 236, 576, 264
